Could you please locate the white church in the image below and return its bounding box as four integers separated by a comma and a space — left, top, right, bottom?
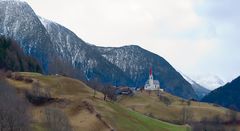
144, 68, 163, 91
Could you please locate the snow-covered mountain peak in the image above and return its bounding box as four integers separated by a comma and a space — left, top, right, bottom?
192, 74, 225, 90
179, 72, 210, 99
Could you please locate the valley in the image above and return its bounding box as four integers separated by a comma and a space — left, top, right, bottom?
0, 0, 240, 131
1, 72, 239, 131
3, 72, 190, 131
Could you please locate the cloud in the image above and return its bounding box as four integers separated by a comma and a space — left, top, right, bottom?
194, 0, 240, 80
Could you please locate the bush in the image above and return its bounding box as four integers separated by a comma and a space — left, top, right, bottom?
226, 109, 238, 123
213, 104, 221, 107
96, 113, 102, 120
82, 100, 95, 113
191, 116, 225, 131
0, 70, 5, 79
5, 70, 12, 78
24, 77, 33, 83
102, 85, 117, 101
159, 95, 172, 106
187, 100, 191, 106
14, 73, 24, 81
26, 82, 53, 105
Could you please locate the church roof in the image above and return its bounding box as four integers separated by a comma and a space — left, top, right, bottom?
153, 80, 160, 85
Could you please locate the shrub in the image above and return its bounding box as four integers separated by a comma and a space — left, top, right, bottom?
5, 70, 12, 78
25, 82, 53, 105
96, 113, 102, 120
187, 100, 191, 106
191, 116, 226, 131
159, 95, 172, 106
102, 85, 117, 101
14, 73, 24, 81
24, 77, 33, 83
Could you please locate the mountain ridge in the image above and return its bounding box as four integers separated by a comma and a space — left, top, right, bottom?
180, 73, 210, 99
202, 76, 240, 111
0, 0, 197, 99
192, 74, 225, 90
96, 45, 197, 99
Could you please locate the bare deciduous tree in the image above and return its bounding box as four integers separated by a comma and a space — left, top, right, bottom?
192, 115, 227, 131
187, 100, 191, 106
181, 106, 193, 124
87, 78, 102, 98
102, 85, 117, 101
226, 109, 238, 124
0, 81, 30, 131
44, 107, 72, 131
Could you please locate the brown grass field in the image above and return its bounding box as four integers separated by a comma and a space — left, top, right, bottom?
6, 72, 190, 131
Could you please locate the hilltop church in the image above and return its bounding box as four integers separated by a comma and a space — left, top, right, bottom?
144, 68, 163, 91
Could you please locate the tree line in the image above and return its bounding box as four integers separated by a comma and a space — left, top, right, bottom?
0, 36, 42, 73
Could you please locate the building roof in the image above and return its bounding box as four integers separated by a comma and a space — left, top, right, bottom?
153, 80, 160, 85
145, 80, 160, 85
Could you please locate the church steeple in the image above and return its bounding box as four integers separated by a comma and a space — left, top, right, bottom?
150, 67, 152, 76
149, 68, 153, 85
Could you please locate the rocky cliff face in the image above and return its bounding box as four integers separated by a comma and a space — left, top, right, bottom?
39, 17, 132, 85
0, 0, 52, 72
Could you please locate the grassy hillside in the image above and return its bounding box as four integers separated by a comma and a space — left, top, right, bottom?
5, 72, 189, 131
118, 90, 232, 123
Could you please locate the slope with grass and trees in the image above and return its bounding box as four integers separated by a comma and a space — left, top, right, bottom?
117, 90, 240, 130
1, 72, 190, 131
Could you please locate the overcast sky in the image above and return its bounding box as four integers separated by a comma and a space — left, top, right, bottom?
25, 0, 240, 82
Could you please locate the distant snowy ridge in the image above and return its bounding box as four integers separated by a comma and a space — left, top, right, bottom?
192, 75, 225, 90
180, 72, 210, 99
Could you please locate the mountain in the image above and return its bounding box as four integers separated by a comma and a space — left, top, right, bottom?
0, 0, 53, 72
192, 74, 225, 90
39, 17, 132, 85
202, 76, 240, 111
180, 73, 210, 99
96, 45, 197, 99
0, 36, 42, 72
0, 0, 197, 99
